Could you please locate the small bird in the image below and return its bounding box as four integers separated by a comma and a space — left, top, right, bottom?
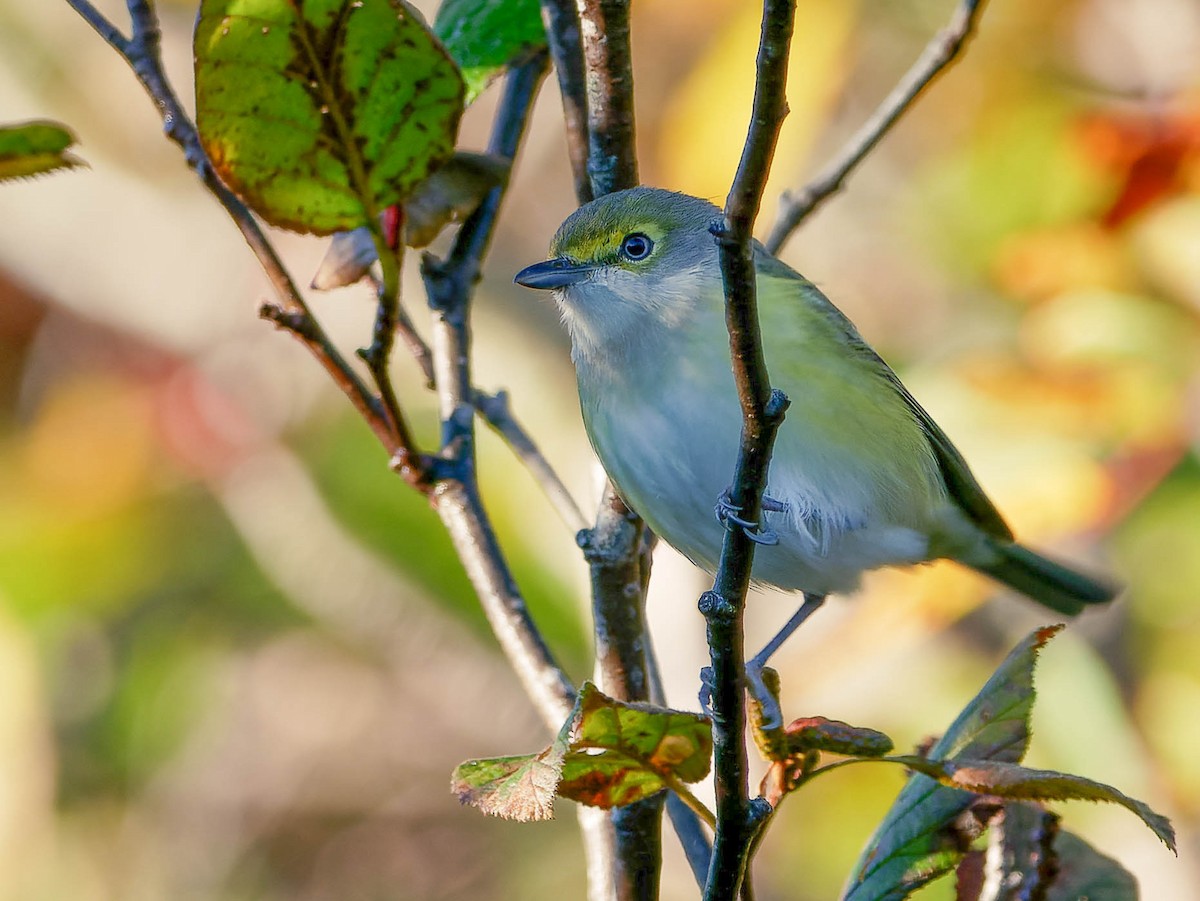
515, 187, 1113, 667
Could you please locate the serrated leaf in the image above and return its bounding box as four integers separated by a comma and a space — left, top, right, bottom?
841, 626, 1062, 901
1045, 830, 1139, 901
195, 0, 464, 235
451, 696, 573, 822
557, 682, 712, 808
434, 0, 545, 103
450, 749, 564, 821
0, 120, 85, 182
785, 716, 894, 758
452, 682, 711, 820
892, 757, 1175, 853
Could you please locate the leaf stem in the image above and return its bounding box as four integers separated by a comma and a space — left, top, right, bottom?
659, 775, 717, 831
360, 215, 415, 463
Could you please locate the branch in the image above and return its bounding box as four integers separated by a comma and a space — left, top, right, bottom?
64, 0, 433, 489
359, 212, 412, 455
539, 0, 592, 202
472, 389, 589, 534
576, 0, 640, 196
67, 2, 577, 729
420, 53, 578, 728
764, 0, 988, 253
363, 268, 588, 534
565, 3, 668, 898
704, 0, 797, 898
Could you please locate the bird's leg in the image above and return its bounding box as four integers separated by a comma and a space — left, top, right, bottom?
747, 592, 826, 730
715, 488, 787, 545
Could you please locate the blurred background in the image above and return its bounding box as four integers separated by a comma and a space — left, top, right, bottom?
1, 0, 1198, 897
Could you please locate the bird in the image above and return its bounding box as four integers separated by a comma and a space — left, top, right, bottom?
514, 187, 1114, 696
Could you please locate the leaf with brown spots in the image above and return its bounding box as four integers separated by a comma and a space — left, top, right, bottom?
451, 682, 712, 821
195, 0, 464, 234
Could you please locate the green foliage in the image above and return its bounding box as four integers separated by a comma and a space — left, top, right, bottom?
892, 757, 1174, 851
841, 627, 1173, 901
0, 120, 85, 182
843, 626, 1056, 900
194, 0, 464, 234
434, 0, 546, 103
452, 682, 712, 821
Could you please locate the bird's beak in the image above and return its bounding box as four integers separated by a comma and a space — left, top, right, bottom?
514, 257, 596, 289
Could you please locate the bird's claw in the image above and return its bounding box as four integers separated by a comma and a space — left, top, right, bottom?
746, 660, 785, 732
715, 489, 785, 546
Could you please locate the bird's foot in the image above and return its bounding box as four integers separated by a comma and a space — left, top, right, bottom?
746, 659, 785, 732
715, 489, 786, 545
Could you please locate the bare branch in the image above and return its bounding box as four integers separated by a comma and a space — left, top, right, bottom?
67, 2, 576, 724
564, 3, 668, 897
765, 0, 988, 253
540, 0, 593, 202
704, 0, 797, 897
65, 0, 129, 50
473, 389, 589, 534
576, 0, 639, 196
421, 54, 578, 727
364, 269, 588, 534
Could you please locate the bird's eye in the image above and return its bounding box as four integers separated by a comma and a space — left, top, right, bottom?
619, 233, 654, 261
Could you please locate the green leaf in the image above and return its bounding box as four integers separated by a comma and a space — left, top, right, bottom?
841, 625, 1062, 901
1046, 830, 1140, 901
557, 682, 712, 807
891, 757, 1175, 852
451, 682, 712, 821
0, 120, 85, 182
195, 0, 464, 235
434, 0, 545, 103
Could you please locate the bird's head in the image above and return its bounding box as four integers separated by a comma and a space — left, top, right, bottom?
515, 187, 723, 365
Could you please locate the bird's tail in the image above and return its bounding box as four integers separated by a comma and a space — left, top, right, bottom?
972, 541, 1117, 616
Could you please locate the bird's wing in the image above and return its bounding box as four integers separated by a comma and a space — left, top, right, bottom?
756, 249, 1015, 541
887, 379, 1014, 540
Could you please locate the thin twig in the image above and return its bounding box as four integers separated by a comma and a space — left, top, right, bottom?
660, 773, 717, 830
364, 269, 588, 533
359, 213, 412, 449
703, 0, 797, 898
472, 389, 589, 533
539, 0, 592, 202
765, 0, 988, 253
